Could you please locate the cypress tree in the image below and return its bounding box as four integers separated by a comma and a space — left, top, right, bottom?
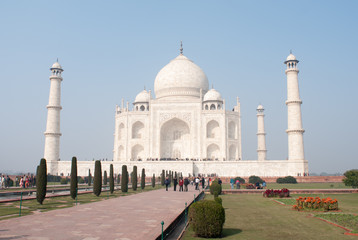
103, 170, 108, 185
152, 173, 155, 188
121, 165, 128, 192
132, 166, 137, 191
161, 170, 165, 186
117, 174, 120, 184
93, 160, 102, 196
88, 169, 92, 186
70, 157, 78, 200
109, 164, 114, 194
175, 171, 177, 179
141, 168, 145, 190
36, 158, 47, 204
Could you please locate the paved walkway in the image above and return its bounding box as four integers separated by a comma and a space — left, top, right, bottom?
0, 186, 201, 240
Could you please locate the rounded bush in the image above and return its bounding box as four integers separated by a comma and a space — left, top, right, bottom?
276, 176, 297, 184
234, 177, 245, 184
78, 177, 85, 184
189, 200, 225, 238
249, 175, 263, 184
210, 180, 222, 196
214, 197, 222, 206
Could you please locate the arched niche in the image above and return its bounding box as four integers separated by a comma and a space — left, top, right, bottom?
160, 118, 190, 159
228, 121, 237, 139
207, 143, 220, 160
118, 145, 124, 161
118, 123, 125, 140
207, 120, 220, 138
132, 121, 144, 139
229, 144, 237, 161
131, 144, 144, 160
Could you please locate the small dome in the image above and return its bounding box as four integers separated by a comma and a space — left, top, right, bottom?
203, 89, 222, 102
257, 104, 264, 110
154, 54, 209, 100
286, 53, 296, 61
134, 90, 150, 103
51, 61, 62, 69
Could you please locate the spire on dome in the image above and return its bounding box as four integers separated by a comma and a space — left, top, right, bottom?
180, 41, 183, 55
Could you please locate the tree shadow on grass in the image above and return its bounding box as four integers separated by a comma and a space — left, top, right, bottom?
222, 228, 242, 238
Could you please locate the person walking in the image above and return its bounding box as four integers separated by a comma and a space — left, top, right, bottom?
236, 179, 240, 189
195, 177, 200, 190
230, 178, 234, 189
184, 177, 189, 192
173, 177, 178, 191
179, 178, 184, 192
164, 177, 170, 191
201, 177, 205, 190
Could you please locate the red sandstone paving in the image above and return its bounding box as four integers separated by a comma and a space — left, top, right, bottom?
0, 186, 200, 240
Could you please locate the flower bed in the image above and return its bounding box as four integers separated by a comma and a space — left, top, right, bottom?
263, 188, 290, 198
293, 196, 338, 211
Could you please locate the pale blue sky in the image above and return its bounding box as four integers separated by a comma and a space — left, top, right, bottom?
0, 1, 357, 174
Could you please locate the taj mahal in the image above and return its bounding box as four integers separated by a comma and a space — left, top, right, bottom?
43, 45, 309, 177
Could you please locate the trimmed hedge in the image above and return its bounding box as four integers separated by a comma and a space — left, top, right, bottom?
60, 178, 68, 185
234, 177, 245, 184
132, 166, 137, 191
276, 176, 297, 184
214, 197, 223, 206
88, 169, 92, 186
93, 160, 102, 196
103, 170, 108, 185
189, 200, 225, 238
152, 174, 155, 188
161, 170, 165, 186
249, 175, 264, 184
141, 168, 145, 190
210, 180, 222, 197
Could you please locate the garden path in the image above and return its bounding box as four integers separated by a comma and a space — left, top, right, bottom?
0, 185, 199, 240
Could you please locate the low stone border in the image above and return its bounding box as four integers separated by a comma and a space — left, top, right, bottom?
311, 214, 358, 236
222, 189, 358, 194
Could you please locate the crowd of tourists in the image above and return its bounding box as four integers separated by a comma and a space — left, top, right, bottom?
164, 176, 221, 192
0, 175, 36, 189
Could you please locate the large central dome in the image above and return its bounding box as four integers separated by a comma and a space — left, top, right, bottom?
154, 54, 209, 100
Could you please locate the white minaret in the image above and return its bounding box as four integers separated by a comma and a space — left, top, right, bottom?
256, 104, 267, 161
284, 53, 305, 161
44, 61, 63, 175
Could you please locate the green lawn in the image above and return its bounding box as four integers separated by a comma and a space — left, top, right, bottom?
182, 193, 358, 240
0, 185, 164, 220
222, 182, 350, 190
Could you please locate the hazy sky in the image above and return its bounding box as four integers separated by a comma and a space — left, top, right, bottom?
0, 1, 357, 174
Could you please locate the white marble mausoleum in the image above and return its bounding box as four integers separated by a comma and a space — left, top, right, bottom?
44, 47, 309, 177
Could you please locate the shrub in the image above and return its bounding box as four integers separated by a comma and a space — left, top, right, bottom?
47, 174, 61, 182
121, 165, 128, 192
210, 180, 222, 197
70, 157, 78, 200
78, 177, 85, 184
141, 168, 145, 190
109, 164, 114, 194
132, 166, 137, 191
276, 176, 297, 184
103, 170, 108, 185
249, 175, 263, 184
234, 177, 245, 184
189, 200, 225, 238
152, 174, 155, 188
93, 160, 102, 196
117, 174, 120, 184
245, 183, 255, 189
214, 197, 223, 206
343, 169, 358, 188
60, 178, 68, 184
36, 158, 47, 204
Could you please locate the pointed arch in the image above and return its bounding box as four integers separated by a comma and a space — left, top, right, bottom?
207, 120, 220, 138
229, 144, 237, 161
228, 121, 237, 139
131, 144, 144, 160
132, 121, 144, 139
118, 145, 124, 161
118, 123, 125, 140
207, 143, 220, 160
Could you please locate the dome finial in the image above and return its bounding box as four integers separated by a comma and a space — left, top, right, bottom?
57, 57, 59, 62
290, 49, 292, 54
180, 41, 183, 55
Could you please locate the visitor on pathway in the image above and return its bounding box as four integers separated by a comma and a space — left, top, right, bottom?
230, 178, 234, 189
209, 178, 212, 186
0, 176, 3, 189
179, 178, 184, 192
218, 178, 222, 185
165, 177, 170, 191
195, 177, 200, 190
173, 177, 178, 191
236, 179, 240, 189
201, 177, 205, 190
255, 182, 260, 189
262, 181, 266, 189
184, 177, 189, 192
